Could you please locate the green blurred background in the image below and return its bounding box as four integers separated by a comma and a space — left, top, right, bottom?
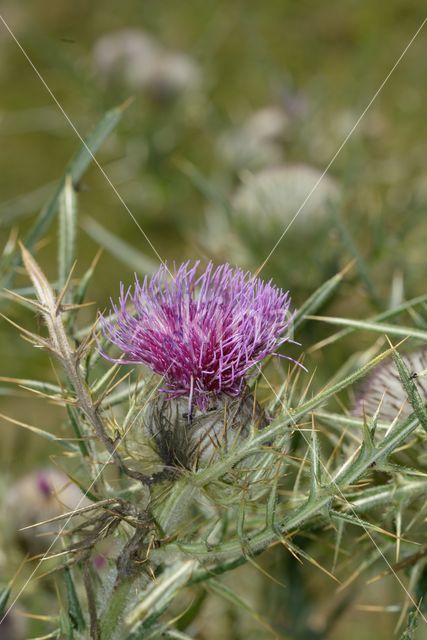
1, 1, 426, 638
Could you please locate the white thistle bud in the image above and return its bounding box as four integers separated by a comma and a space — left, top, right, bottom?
353, 349, 427, 423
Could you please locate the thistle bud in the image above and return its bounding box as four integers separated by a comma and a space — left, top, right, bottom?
144, 389, 268, 469
353, 348, 427, 423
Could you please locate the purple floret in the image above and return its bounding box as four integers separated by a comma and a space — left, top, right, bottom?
99, 261, 294, 409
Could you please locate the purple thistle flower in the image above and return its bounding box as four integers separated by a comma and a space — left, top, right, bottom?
99, 261, 294, 410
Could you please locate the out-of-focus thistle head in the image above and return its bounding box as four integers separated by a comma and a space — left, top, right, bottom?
6, 469, 90, 555
100, 262, 295, 468
92, 28, 201, 102
0, 610, 27, 640
353, 348, 427, 423
218, 106, 289, 170
100, 261, 294, 411
232, 164, 341, 230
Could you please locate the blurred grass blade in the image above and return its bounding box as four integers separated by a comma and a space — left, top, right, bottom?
82, 216, 157, 275
293, 262, 352, 331
177, 159, 231, 216
0, 412, 79, 452
0, 377, 61, 395
58, 175, 77, 293
310, 292, 427, 351
308, 316, 427, 341
0, 180, 57, 227
2, 101, 129, 286
208, 578, 257, 614
73, 250, 101, 307
0, 586, 11, 618
332, 205, 381, 307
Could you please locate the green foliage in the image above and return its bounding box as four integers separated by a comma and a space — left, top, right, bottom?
2, 6, 427, 638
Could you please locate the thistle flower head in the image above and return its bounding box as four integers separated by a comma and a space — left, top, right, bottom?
353, 348, 427, 422
232, 164, 341, 229
93, 28, 201, 100
100, 261, 293, 410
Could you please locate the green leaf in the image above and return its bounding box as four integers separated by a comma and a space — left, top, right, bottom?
125, 561, 197, 632
0, 586, 11, 618
311, 292, 427, 351
399, 609, 420, 640
308, 315, 427, 342
0, 180, 56, 227
392, 348, 427, 434
331, 204, 381, 306
309, 422, 321, 500
64, 567, 86, 632
0, 377, 61, 396
59, 607, 74, 640
66, 405, 91, 458
292, 264, 348, 332
177, 159, 231, 216
207, 578, 254, 613
0, 411, 79, 452
82, 216, 157, 275
58, 174, 77, 294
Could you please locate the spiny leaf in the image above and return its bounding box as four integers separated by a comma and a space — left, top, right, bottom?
59, 608, 74, 640
0, 412, 79, 452
58, 174, 77, 296
125, 560, 197, 630
20, 242, 56, 312
66, 405, 91, 458
72, 250, 101, 307
392, 348, 427, 434
64, 567, 86, 632
399, 609, 420, 640
309, 420, 321, 500
0, 377, 62, 396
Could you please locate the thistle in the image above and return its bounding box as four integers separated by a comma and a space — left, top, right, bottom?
353, 348, 427, 422
100, 261, 293, 466
92, 28, 201, 101
6, 469, 90, 555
